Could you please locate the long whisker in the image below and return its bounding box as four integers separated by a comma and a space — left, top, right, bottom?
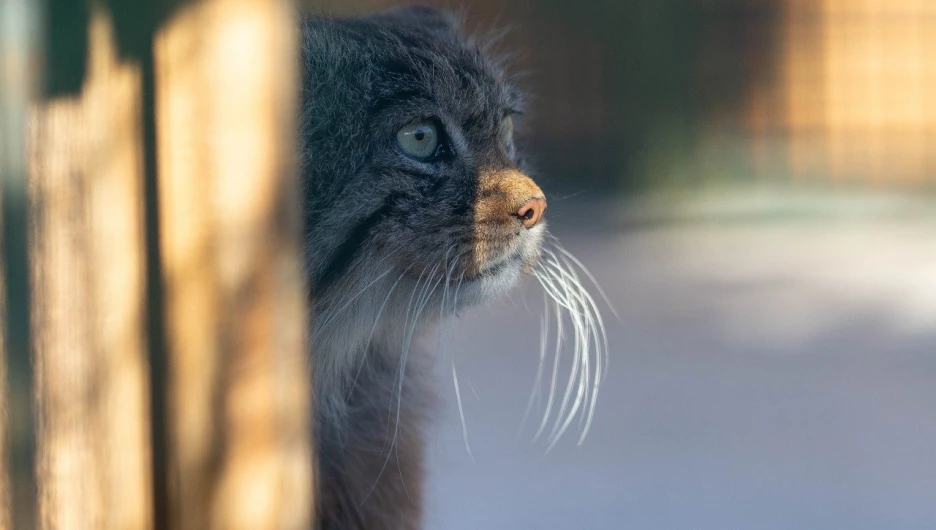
434, 247, 478, 459
394, 263, 445, 475
523, 238, 610, 452
519, 290, 550, 439
539, 257, 591, 451
553, 251, 608, 444
360, 265, 432, 508
345, 264, 414, 402
544, 244, 612, 393
384, 266, 431, 433
394, 264, 443, 502
540, 253, 599, 447
548, 235, 621, 322
312, 255, 396, 340
451, 361, 474, 461
542, 249, 609, 434
533, 294, 563, 441
364, 261, 445, 506
447, 257, 479, 456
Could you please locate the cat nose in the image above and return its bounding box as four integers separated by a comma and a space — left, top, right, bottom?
516, 197, 546, 229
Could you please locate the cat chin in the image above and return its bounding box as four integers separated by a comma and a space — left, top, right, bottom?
462, 229, 545, 304
450, 259, 524, 308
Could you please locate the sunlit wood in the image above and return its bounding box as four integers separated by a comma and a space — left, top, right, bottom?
155, 0, 312, 528
27, 9, 151, 529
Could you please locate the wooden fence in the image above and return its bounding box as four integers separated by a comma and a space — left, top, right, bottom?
0, 0, 313, 528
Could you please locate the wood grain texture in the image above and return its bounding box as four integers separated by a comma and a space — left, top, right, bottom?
155, 1, 312, 528
2, 1, 313, 527
27, 10, 152, 529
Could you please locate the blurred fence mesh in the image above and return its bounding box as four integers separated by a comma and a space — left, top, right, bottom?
306, 0, 936, 191
778, 0, 936, 187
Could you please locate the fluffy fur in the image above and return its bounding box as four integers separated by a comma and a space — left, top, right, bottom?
300, 7, 608, 529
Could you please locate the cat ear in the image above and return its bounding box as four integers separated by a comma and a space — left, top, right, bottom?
360, 5, 461, 37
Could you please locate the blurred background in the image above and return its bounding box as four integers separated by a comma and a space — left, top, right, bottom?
309, 0, 936, 192
2, 0, 933, 528
307, 1, 936, 529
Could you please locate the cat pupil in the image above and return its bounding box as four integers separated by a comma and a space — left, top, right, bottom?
415, 131, 425, 141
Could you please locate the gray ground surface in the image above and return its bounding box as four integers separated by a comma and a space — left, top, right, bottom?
425, 189, 936, 530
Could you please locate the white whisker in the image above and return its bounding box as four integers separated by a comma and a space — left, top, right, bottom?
436, 247, 479, 458
519, 291, 549, 439
522, 239, 610, 452
451, 361, 474, 461
544, 250, 609, 444
313, 265, 395, 341
545, 255, 602, 447
361, 264, 438, 507
533, 296, 564, 442
346, 265, 414, 402
549, 236, 621, 322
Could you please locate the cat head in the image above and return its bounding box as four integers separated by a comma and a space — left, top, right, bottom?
302, 7, 607, 447
301, 5, 545, 306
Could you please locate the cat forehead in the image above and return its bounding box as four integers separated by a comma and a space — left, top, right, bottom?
349, 12, 519, 116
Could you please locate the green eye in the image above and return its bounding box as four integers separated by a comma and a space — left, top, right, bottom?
502, 115, 514, 145
397, 121, 439, 159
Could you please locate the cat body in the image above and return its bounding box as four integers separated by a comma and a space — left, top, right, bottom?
300, 7, 546, 529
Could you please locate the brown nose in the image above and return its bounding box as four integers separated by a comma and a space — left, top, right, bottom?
516, 197, 547, 229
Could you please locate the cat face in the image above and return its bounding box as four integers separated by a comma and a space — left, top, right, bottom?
302, 6, 546, 306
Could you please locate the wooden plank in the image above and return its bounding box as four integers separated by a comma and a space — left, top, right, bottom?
154, 1, 312, 528
27, 8, 152, 529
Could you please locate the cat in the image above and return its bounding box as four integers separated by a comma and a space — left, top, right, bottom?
300, 6, 607, 529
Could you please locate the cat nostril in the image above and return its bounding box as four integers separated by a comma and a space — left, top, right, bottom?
516, 197, 546, 229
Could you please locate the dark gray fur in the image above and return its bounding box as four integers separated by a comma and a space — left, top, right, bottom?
300, 6, 531, 529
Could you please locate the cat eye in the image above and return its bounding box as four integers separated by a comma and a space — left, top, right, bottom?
502, 115, 514, 145
397, 121, 439, 159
